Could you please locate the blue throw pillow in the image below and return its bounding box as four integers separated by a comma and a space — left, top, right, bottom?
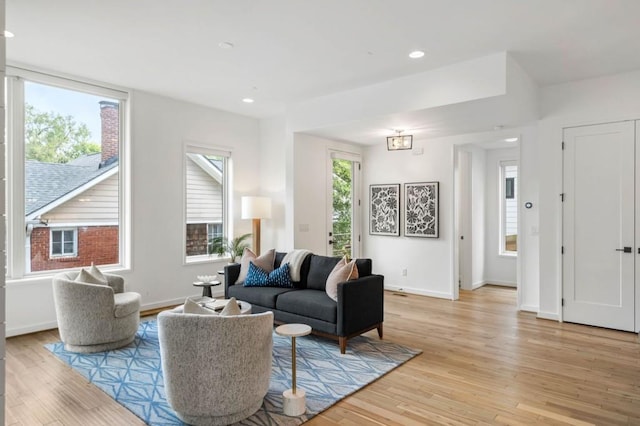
244, 261, 292, 288
268, 262, 292, 288
244, 261, 270, 287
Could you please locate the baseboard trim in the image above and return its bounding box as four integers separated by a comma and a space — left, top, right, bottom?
385, 285, 453, 300
519, 304, 539, 313
537, 311, 560, 321
472, 280, 487, 289
7, 321, 58, 337
484, 280, 517, 288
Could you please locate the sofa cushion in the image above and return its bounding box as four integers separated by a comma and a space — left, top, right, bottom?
113, 292, 141, 318
325, 257, 359, 301
276, 289, 337, 323
306, 255, 341, 291
227, 285, 295, 309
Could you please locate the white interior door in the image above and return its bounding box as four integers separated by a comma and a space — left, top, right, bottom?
563, 121, 635, 331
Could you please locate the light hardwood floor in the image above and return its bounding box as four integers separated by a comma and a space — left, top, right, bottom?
6, 286, 640, 425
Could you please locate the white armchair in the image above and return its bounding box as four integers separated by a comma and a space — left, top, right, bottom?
158, 308, 273, 425
52, 271, 141, 353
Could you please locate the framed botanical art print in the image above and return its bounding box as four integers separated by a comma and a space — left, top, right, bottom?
369, 184, 400, 236
404, 181, 439, 238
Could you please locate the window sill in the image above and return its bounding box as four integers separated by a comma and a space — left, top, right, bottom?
184, 255, 230, 265
499, 252, 518, 258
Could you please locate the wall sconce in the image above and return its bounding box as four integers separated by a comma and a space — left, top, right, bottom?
387, 130, 413, 151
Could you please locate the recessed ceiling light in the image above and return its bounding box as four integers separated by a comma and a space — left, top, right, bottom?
242, 98, 254, 103
409, 50, 425, 59
3, 30, 14, 38
218, 41, 234, 49
504, 137, 519, 142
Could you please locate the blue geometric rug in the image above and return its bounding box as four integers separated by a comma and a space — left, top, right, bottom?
45, 320, 420, 425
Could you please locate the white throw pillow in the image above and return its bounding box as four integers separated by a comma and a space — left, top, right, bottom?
89, 262, 108, 284
325, 257, 359, 301
75, 268, 108, 285
183, 297, 216, 315
220, 297, 242, 316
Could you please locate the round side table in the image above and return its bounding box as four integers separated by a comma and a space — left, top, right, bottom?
192, 280, 221, 298
275, 323, 312, 416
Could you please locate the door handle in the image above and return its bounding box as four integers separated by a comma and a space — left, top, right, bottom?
615, 247, 632, 253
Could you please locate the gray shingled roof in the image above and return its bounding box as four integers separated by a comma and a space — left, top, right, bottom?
25, 154, 118, 216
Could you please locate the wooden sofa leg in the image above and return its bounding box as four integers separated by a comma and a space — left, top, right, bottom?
377, 323, 383, 339
339, 336, 347, 354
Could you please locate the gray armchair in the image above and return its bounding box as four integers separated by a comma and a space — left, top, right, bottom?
158, 308, 273, 425
52, 271, 141, 353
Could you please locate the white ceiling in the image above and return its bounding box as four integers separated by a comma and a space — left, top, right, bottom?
8, 0, 640, 145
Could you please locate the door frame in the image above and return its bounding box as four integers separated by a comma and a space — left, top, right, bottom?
326, 149, 362, 258
451, 141, 522, 306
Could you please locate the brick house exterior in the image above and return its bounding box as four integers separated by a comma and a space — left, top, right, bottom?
30, 226, 119, 272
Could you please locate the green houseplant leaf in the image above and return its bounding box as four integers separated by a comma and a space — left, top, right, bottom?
208, 233, 252, 262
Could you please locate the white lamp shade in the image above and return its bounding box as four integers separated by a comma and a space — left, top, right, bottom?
241, 196, 272, 219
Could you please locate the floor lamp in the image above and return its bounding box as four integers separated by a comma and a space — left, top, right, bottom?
241, 196, 272, 256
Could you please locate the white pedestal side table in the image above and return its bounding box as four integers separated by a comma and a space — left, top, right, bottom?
275, 323, 312, 416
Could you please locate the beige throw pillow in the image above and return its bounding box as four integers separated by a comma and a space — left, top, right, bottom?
236, 248, 275, 284
220, 297, 242, 316
183, 297, 216, 315
89, 262, 108, 284
75, 268, 108, 285
325, 256, 359, 301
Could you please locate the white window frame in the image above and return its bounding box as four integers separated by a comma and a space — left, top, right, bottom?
499, 160, 518, 257
6, 66, 131, 278
50, 228, 78, 258
183, 143, 232, 264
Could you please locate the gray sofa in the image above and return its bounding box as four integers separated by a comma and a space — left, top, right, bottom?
225, 252, 384, 353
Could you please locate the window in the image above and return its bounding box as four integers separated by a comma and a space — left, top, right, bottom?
499, 161, 518, 255
50, 229, 77, 257
6, 68, 130, 277
184, 147, 230, 262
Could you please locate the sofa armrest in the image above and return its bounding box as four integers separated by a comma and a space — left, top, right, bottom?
224, 263, 241, 298
336, 274, 384, 336
105, 273, 124, 294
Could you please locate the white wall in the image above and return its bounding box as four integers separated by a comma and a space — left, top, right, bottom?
363, 137, 454, 299
537, 69, 640, 321
259, 115, 289, 251
6, 90, 262, 336
484, 147, 518, 287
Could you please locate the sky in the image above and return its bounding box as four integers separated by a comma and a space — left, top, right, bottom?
25, 81, 116, 142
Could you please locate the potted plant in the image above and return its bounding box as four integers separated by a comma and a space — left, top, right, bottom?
208, 233, 252, 263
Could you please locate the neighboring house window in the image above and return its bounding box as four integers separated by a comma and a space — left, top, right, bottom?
500, 161, 518, 255
50, 229, 78, 257
6, 68, 130, 277
184, 146, 230, 262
